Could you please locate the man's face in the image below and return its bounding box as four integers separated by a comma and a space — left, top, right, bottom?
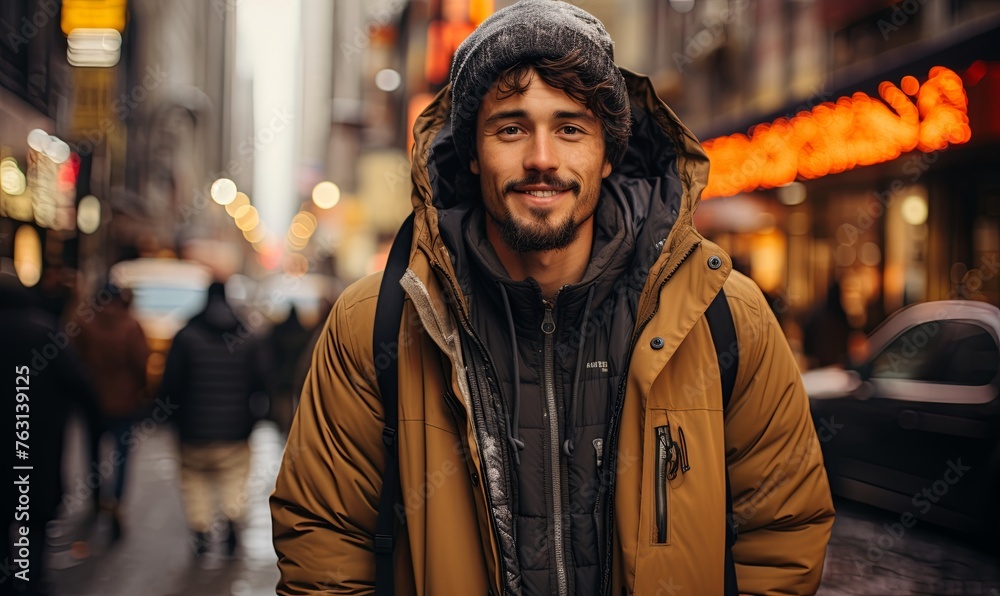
470, 70, 612, 254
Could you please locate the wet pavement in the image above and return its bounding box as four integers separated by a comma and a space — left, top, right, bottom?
41, 416, 1000, 595
48, 417, 282, 596
819, 499, 1000, 595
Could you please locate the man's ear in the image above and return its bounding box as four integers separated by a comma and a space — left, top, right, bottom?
602, 159, 612, 178
470, 156, 480, 175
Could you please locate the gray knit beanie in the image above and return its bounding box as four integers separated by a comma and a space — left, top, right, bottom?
449, 0, 631, 165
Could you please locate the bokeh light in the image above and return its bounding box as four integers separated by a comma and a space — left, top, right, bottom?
312, 181, 341, 209
901, 195, 929, 225
211, 178, 238, 205
77, 195, 101, 234
14, 225, 42, 287
225, 191, 251, 216
702, 67, 971, 198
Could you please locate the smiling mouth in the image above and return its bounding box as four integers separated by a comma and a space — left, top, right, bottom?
519, 189, 566, 198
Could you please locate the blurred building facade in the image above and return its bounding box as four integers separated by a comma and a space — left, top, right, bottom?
638, 0, 1000, 334
0, 0, 251, 289
377, 0, 1000, 339
4, 0, 998, 334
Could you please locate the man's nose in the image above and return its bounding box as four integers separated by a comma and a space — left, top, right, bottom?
523, 134, 559, 171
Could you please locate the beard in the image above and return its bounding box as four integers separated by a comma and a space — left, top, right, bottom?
485, 172, 594, 254
491, 208, 579, 254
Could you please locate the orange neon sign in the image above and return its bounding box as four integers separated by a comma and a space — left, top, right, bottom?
701, 67, 972, 199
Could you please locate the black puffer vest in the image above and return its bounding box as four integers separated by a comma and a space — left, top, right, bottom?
458, 198, 643, 595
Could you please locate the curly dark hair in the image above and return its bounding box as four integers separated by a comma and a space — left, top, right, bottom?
488, 49, 632, 166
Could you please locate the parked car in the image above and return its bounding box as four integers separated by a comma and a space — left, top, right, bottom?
803, 300, 1000, 534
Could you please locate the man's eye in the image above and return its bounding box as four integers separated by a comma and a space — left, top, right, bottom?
561, 125, 580, 135
501, 126, 521, 135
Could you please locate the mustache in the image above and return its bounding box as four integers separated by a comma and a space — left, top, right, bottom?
503, 173, 580, 195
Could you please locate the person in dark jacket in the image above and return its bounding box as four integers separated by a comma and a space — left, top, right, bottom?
802, 280, 852, 369
70, 282, 149, 541
1, 273, 102, 595
265, 306, 312, 435
161, 281, 267, 558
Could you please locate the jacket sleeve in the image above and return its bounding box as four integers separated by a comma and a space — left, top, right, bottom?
270, 285, 386, 595
724, 277, 835, 595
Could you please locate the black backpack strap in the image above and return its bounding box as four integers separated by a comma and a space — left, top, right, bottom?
373, 213, 414, 596
705, 288, 739, 596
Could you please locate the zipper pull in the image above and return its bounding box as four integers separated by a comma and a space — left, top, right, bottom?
593, 438, 604, 469
541, 307, 556, 335
677, 426, 690, 474
657, 425, 679, 480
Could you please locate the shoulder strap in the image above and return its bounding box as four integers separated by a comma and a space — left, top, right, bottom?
705, 288, 739, 596
706, 288, 738, 410
373, 213, 414, 596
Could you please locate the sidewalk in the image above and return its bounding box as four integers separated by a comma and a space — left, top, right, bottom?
48, 417, 282, 595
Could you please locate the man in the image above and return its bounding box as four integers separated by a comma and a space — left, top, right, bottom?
162, 281, 268, 558
271, 1, 834, 594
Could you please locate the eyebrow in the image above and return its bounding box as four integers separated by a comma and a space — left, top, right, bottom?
483, 109, 528, 125
482, 109, 598, 126
553, 110, 596, 122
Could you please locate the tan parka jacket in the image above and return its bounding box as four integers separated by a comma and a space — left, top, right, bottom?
271, 70, 835, 596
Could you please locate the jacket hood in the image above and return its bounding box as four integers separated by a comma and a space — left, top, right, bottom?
408, 68, 711, 288
190, 296, 241, 332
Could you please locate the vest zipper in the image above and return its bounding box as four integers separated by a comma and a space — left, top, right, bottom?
542, 305, 569, 596
593, 437, 604, 469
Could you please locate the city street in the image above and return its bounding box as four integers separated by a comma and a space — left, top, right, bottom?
2, 1, 998, 595
42, 415, 1000, 596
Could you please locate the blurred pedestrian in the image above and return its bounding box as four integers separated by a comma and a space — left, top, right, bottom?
70, 282, 149, 542
161, 281, 268, 558
1, 274, 102, 595
803, 280, 852, 369
264, 305, 311, 435
30, 261, 74, 323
